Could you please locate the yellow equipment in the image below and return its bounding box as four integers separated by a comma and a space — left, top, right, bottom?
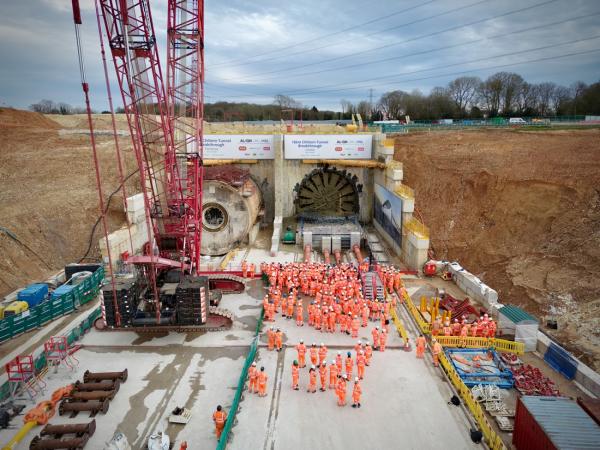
3, 301, 29, 317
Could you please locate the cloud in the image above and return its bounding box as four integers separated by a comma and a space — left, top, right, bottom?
0, 0, 598, 111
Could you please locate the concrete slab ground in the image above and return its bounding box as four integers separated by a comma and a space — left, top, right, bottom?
1, 277, 477, 450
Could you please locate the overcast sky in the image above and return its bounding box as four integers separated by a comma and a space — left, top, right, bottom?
0, 0, 598, 111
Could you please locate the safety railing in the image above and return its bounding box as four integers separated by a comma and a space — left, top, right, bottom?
403, 217, 429, 239
439, 352, 506, 450
401, 289, 431, 334
216, 308, 265, 450
390, 305, 409, 344
435, 336, 524, 355
0, 307, 101, 402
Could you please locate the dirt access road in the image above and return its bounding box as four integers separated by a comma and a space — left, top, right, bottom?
394, 128, 600, 370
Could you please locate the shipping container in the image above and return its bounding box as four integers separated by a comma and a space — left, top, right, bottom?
17, 283, 48, 308
51, 284, 74, 300
514, 396, 600, 450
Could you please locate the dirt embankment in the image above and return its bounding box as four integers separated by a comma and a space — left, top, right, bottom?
0, 108, 136, 298
394, 129, 600, 369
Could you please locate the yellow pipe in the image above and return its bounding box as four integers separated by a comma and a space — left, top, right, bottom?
301, 159, 386, 169
2, 421, 37, 450
220, 249, 237, 270
204, 159, 258, 166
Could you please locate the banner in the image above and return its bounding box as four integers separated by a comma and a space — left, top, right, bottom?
373, 183, 403, 245
284, 134, 372, 159
201, 135, 274, 159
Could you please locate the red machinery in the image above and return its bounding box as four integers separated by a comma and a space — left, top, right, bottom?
72, 0, 206, 326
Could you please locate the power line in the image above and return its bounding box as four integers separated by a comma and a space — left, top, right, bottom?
203, 43, 600, 102
226, 11, 599, 84
207, 0, 439, 68
214, 0, 558, 82
286, 34, 600, 96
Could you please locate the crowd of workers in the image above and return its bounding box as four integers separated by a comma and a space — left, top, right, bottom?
431, 314, 497, 339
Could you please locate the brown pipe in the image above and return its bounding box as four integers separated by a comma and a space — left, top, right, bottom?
302, 159, 386, 168
30, 434, 90, 450
333, 249, 341, 265
73, 380, 120, 392
58, 399, 109, 416
83, 369, 128, 383
70, 390, 116, 401
323, 249, 330, 265
352, 244, 363, 263
304, 245, 311, 263
40, 420, 96, 437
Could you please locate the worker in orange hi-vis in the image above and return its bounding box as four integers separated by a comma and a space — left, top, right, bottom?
296, 340, 307, 368
314, 306, 322, 330
248, 361, 258, 394
379, 328, 388, 352
371, 326, 380, 350
296, 300, 304, 326
431, 338, 443, 367
335, 351, 343, 373
327, 309, 336, 333
345, 352, 354, 379
361, 304, 369, 327
416, 334, 426, 359
319, 362, 327, 392
351, 315, 360, 338
241, 260, 247, 278
307, 366, 317, 393
275, 328, 283, 352
291, 360, 300, 390
488, 319, 497, 338
258, 366, 268, 397
281, 295, 288, 318
310, 343, 318, 366
459, 323, 469, 347
354, 340, 362, 356
267, 327, 275, 351
364, 342, 373, 366
351, 377, 362, 408
249, 263, 256, 279
431, 318, 441, 336
452, 318, 461, 336
267, 301, 275, 322
336, 374, 348, 406
329, 359, 339, 389
213, 405, 227, 439
443, 321, 452, 337
356, 351, 366, 380
318, 343, 328, 366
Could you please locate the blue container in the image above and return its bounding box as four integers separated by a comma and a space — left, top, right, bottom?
17, 283, 48, 307
51, 284, 74, 300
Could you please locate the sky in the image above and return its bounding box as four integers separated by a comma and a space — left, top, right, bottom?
0, 0, 599, 112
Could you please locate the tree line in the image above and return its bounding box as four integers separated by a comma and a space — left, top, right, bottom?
28, 72, 599, 121
373, 73, 600, 121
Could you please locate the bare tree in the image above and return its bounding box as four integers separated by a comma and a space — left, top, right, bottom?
356, 100, 371, 121
533, 82, 556, 116
551, 85, 572, 115
570, 81, 587, 116
447, 76, 480, 117
498, 72, 524, 115
477, 75, 503, 116
378, 90, 407, 119
273, 94, 301, 109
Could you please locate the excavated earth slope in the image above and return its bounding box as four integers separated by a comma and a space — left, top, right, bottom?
0, 108, 135, 297
395, 129, 600, 370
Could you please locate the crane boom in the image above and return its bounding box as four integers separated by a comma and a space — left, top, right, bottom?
166, 0, 205, 275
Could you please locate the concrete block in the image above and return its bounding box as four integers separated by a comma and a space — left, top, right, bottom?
126, 193, 145, 212
331, 236, 341, 252
127, 208, 146, 225
407, 232, 429, 250
385, 179, 403, 192
273, 216, 283, 226
385, 166, 403, 181
350, 232, 360, 248
402, 197, 415, 213
302, 231, 313, 248
321, 236, 331, 253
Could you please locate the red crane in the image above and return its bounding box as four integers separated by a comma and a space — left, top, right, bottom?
72, 0, 205, 324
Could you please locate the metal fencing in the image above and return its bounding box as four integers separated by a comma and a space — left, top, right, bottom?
0, 307, 101, 402
216, 307, 264, 450
0, 267, 104, 343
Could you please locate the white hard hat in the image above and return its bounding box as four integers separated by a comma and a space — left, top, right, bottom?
311, 365, 316, 369
300, 339, 303, 343
355, 377, 359, 382
357, 340, 361, 344
337, 351, 341, 355
252, 362, 256, 366
331, 360, 336, 364
320, 343, 324, 347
